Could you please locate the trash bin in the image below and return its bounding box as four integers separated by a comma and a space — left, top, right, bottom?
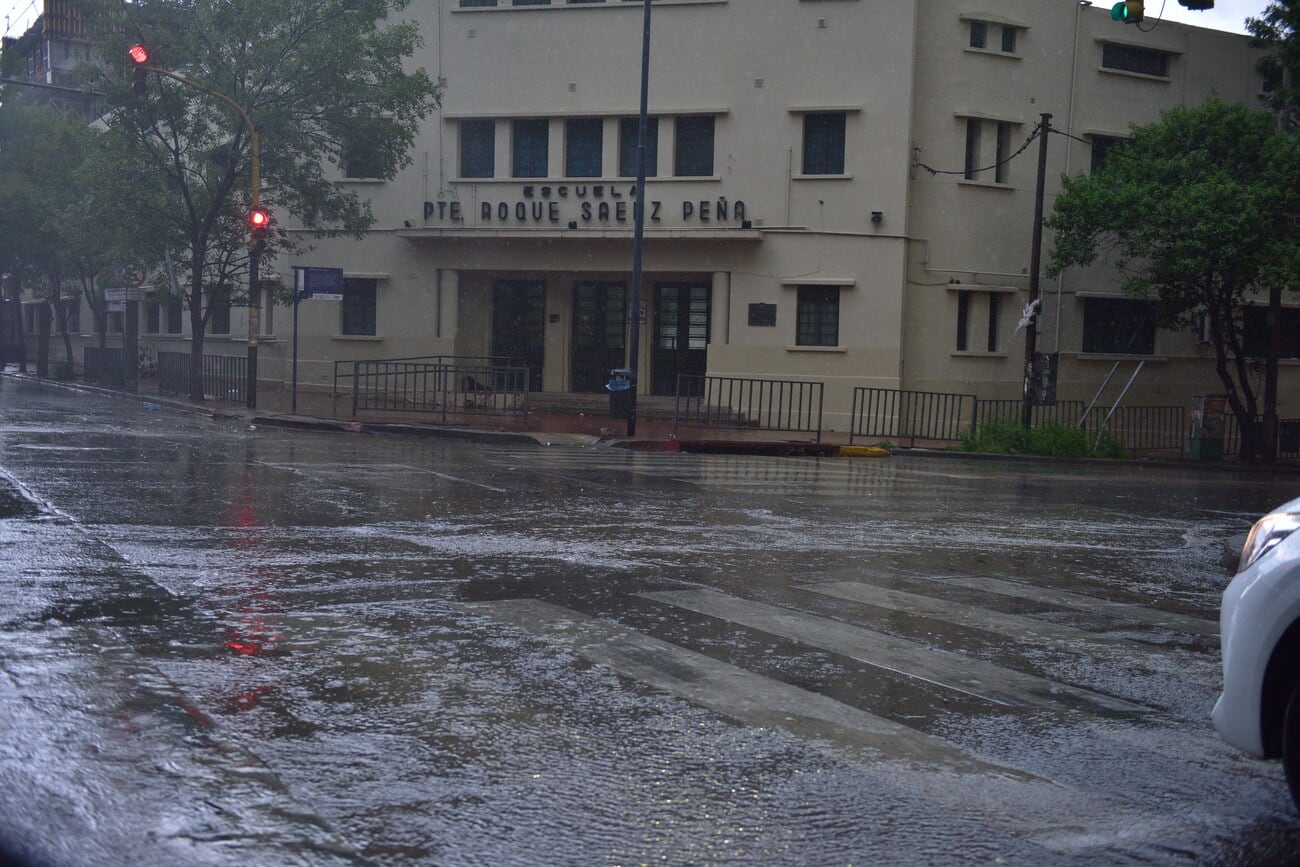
607, 368, 633, 419
1190, 394, 1226, 461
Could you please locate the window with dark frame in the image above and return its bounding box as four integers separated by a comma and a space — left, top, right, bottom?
673, 115, 714, 177
1089, 134, 1125, 173
342, 278, 378, 337
1000, 25, 1017, 53
964, 117, 981, 180
796, 286, 840, 347
460, 119, 495, 178
512, 118, 549, 178
1101, 42, 1171, 78
1242, 306, 1300, 359
209, 287, 231, 336
342, 129, 384, 179
619, 116, 658, 177
565, 117, 603, 178
1082, 297, 1157, 355
987, 293, 1001, 352
956, 290, 971, 351
802, 112, 846, 175
994, 122, 1011, 184
145, 297, 160, 334
969, 20, 987, 49
167, 298, 183, 334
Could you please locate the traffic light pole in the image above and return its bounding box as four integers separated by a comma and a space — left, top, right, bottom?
1021, 112, 1052, 428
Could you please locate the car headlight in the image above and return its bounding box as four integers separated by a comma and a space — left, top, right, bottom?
1239, 511, 1300, 573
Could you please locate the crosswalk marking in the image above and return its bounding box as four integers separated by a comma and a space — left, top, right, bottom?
922, 573, 1217, 637
641, 588, 1146, 716
466, 597, 1179, 854
804, 580, 1221, 688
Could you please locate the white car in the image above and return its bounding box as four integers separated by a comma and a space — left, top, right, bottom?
1214, 495, 1300, 809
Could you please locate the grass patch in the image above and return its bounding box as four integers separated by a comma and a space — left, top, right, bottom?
958, 419, 1124, 459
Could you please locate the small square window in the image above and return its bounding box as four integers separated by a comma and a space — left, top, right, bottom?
802, 112, 846, 175
1082, 297, 1156, 355
796, 286, 839, 347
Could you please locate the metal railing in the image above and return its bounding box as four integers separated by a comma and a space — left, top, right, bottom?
1086, 405, 1186, 454
344, 357, 530, 423
332, 355, 508, 399
1226, 414, 1300, 459
83, 347, 124, 387
673, 375, 824, 441
974, 399, 1086, 429
850, 387, 977, 447
157, 351, 246, 401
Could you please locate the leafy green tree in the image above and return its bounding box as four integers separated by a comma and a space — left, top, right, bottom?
0, 101, 119, 376
1047, 99, 1300, 463
80, 0, 444, 401
1250, 0, 1300, 128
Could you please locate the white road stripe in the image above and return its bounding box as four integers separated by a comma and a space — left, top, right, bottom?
929, 573, 1217, 637
641, 588, 1145, 716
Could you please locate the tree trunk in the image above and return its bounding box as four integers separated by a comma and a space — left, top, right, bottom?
188, 251, 206, 403
35, 304, 50, 378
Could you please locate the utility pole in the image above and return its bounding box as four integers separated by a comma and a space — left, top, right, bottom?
1022, 113, 1053, 428
626, 0, 652, 437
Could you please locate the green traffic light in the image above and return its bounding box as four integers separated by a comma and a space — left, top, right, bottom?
1110, 1, 1144, 22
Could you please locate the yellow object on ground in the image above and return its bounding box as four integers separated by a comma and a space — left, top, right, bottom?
839, 446, 890, 458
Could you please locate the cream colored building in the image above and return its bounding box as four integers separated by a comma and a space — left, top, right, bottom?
38, 0, 1293, 431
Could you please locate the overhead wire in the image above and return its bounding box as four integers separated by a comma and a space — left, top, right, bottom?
914, 121, 1044, 178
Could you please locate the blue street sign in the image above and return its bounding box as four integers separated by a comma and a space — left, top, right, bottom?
295, 266, 344, 300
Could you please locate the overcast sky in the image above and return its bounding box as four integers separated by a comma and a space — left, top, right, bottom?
0, 1, 1276, 54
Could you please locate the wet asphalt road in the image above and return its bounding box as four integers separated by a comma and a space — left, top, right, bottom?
1, 379, 1299, 865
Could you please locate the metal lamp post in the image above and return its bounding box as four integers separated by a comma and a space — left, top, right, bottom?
626, 0, 653, 437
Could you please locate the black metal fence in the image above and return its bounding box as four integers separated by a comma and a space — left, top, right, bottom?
850, 387, 977, 447
674, 375, 824, 441
1084, 405, 1187, 454
338, 356, 530, 422
83, 347, 125, 387
974, 399, 1087, 428
157, 351, 246, 401
1225, 414, 1300, 459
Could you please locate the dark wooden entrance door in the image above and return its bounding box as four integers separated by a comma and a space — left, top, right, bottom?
491, 280, 545, 391
571, 281, 626, 393
652, 283, 710, 396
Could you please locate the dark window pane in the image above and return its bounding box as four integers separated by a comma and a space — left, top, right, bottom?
1082, 298, 1156, 355
796, 285, 839, 347
1102, 42, 1170, 77
1089, 134, 1124, 173
460, 119, 495, 178
673, 115, 714, 177
619, 117, 658, 177
964, 117, 980, 180
460, 0, 496, 6
956, 290, 970, 351
342, 278, 377, 336
802, 112, 846, 175
969, 20, 987, 49
167, 298, 183, 334
994, 122, 1011, 183
145, 299, 160, 334
209, 288, 231, 335
342, 126, 385, 179
512, 118, 548, 178
1000, 26, 1016, 53
987, 293, 1000, 352
1242, 307, 1300, 359
565, 117, 603, 177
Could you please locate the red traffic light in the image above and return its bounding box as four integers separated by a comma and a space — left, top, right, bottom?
128, 44, 149, 65
249, 209, 270, 230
